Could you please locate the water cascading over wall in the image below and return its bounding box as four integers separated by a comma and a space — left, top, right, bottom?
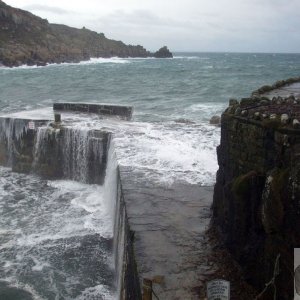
0, 119, 109, 184
33, 126, 109, 183
0, 118, 47, 169
0, 112, 141, 299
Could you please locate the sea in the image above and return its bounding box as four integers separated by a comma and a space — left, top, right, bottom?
0, 52, 299, 299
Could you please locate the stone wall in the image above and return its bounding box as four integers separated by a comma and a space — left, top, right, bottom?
0, 115, 142, 298
53, 103, 133, 121
0, 117, 109, 184
114, 169, 141, 299
213, 91, 300, 299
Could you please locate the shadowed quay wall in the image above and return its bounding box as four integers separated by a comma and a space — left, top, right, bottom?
212, 81, 300, 299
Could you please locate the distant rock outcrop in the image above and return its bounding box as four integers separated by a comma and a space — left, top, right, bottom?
0, 1, 173, 67
153, 46, 173, 58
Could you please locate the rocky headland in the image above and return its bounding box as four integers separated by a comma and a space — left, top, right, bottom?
0, 0, 172, 67
213, 77, 300, 299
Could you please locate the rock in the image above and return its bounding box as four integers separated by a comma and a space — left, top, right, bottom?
209, 115, 221, 125
240, 98, 257, 107
276, 96, 283, 104
153, 46, 173, 58
241, 110, 248, 117
234, 107, 242, 115
270, 113, 277, 120
281, 114, 289, 124
174, 118, 195, 124
260, 99, 270, 106
229, 99, 239, 106
36, 61, 47, 67
293, 119, 300, 129
254, 112, 260, 120
0, 1, 172, 67
258, 85, 272, 93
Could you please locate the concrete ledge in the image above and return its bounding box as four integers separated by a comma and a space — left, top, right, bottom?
53, 103, 133, 121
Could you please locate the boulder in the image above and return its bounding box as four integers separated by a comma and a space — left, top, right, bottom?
209, 115, 221, 125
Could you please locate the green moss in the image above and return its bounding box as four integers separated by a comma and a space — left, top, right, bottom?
261, 118, 281, 129
232, 171, 257, 198
270, 168, 289, 197
263, 168, 289, 233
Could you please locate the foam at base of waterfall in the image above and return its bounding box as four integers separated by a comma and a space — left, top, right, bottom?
0, 167, 115, 299
74, 284, 116, 300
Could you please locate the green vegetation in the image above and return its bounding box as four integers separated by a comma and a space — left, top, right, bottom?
232, 171, 257, 198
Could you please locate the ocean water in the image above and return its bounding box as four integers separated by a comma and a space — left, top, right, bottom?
0, 52, 300, 299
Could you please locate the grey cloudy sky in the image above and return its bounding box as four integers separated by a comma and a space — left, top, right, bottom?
5, 0, 300, 53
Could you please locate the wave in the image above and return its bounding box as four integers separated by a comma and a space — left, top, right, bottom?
0, 57, 131, 70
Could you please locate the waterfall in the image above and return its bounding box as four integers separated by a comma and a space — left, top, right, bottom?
104, 136, 118, 219
104, 137, 127, 298
32, 126, 107, 183
0, 118, 28, 166
33, 125, 55, 167
61, 127, 90, 182
0, 116, 126, 299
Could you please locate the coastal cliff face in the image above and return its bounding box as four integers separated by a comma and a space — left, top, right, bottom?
0, 0, 172, 67
213, 78, 300, 299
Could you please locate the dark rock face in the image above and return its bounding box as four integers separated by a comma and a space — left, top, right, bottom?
212, 80, 300, 299
0, 1, 172, 67
153, 46, 173, 58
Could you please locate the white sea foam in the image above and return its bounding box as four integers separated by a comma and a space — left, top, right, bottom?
0, 56, 130, 70
186, 102, 226, 119
0, 107, 53, 120
173, 56, 201, 59
9, 107, 220, 186
74, 284, 116, 300
0, 167, 115, 299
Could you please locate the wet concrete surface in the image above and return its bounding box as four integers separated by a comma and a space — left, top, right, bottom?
263, 82, 300, 98
119, 166, 256, 299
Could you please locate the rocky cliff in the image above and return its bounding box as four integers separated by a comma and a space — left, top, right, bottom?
0, 0, 172, 67
213, 77, 300, 299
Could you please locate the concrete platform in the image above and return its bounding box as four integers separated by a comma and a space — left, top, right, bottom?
119, 166, 214, 299
262, 82, 300, 98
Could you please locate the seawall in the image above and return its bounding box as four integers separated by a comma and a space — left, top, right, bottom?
213, 78, 300, 299
0, 102, 258, 299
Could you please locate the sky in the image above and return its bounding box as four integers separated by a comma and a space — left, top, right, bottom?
4, 0, 300, 53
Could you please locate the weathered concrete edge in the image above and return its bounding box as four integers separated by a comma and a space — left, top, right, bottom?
114, 165, 142, 299
251, 76, 300, 96
53, 103, 133, 121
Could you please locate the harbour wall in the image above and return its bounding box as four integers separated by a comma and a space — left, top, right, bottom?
213, 81, 300, 299
0, 111, 142, 299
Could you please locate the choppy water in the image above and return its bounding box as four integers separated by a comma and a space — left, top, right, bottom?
0, 52, 300, 299
0, 168, 115, 299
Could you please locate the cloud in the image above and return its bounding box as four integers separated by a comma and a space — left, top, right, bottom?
22, 4, 69, 15
5, 0, 300, 52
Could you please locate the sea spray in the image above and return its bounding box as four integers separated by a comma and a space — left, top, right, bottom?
0, 118, 28, 166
